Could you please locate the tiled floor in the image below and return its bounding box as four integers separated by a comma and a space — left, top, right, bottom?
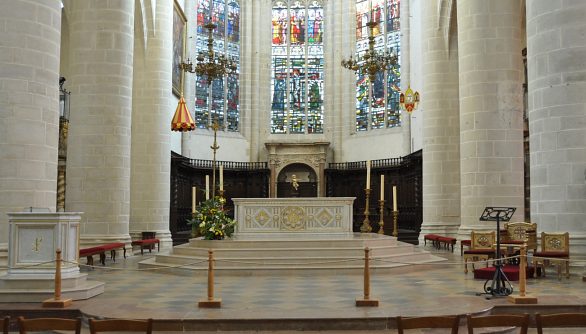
3, 244, 586, 332
74, 246, 586, 319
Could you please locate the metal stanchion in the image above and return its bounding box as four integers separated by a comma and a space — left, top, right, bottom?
508, 244, 537, 304
356, 247, 379, 306
198, 249, 222, 308
42, 249, 72, 308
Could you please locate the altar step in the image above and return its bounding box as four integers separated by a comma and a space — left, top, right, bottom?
139, 233, 445, 275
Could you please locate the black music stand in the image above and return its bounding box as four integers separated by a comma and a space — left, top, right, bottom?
477, 207, 516, 298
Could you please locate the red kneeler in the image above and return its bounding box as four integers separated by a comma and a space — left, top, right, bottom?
474, 265, 535, 281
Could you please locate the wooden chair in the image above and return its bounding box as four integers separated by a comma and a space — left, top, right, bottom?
533, 232, 570, 279
501, 221, 537, 253
463, 231, 496, 273
89, 318, 153, 334
2, 316, 9, 334
466, 314, 529, 334
397, 315, 460, 334
17, 316, 81, 334
536, 313, 586, 334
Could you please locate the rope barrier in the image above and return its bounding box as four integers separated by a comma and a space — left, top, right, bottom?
216, 257, 361, 266
62, 259, 208, 271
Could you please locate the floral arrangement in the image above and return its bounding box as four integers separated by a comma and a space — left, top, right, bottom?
188, 196, 236, 240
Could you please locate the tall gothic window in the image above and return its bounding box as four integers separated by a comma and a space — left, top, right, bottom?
195, 0, 240, 131
355, 0, 400, 131
271, 0, 324, 134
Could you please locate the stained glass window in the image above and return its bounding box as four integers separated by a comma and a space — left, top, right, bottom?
271, 0, 324, 134
355, 0, 401, 131
195, 0, 240, 131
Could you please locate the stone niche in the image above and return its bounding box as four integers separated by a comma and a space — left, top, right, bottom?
265, 142, 330, 197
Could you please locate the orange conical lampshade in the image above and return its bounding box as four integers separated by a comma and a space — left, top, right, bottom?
171, 95, 195, 132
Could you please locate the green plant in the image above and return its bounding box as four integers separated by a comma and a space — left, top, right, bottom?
187, 197, 236, 240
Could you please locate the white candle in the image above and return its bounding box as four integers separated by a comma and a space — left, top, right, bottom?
205, 175, 210, 200
380, 175, 384, 200
219, 164, 224, 191
366, 160, 371, 189
392, 186, 397, 211
192, 186, 196, 213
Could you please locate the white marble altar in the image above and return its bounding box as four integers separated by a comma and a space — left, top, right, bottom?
232, 197, 355, 238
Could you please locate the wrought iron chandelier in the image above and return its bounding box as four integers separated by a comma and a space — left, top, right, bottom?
180, 22, 237, 85
341, 21, 397, 83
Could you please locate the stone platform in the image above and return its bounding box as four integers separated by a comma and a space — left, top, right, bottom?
139, 233, 445, 275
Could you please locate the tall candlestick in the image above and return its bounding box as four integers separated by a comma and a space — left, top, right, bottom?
380, 175, 384, 200
392, 186, 397, 211
205, 175, 210, 200
192, 186, 196, 213
219, 164, 224, 191
366, 160, 371, 189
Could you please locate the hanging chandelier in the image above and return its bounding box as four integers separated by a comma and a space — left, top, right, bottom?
180, 22, 237, 85
341, 21, 397, 83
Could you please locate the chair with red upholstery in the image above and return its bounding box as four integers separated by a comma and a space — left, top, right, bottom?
533, 232, 570, 279
463, 231, 496, 274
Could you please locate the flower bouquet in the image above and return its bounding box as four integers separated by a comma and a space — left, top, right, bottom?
188, 196, 236, 240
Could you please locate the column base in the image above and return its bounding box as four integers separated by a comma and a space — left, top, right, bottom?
355, 298, 379, 307
42, 298, 72, 308
198, 298, 222, 308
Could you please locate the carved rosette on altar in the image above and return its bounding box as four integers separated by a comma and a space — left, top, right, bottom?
233, 197, 354, 237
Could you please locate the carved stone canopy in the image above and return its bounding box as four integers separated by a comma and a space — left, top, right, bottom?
265, 142, 330, 174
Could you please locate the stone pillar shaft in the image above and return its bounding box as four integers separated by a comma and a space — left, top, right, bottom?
130, 0, 173, 247
457, 0, 525, 233
66, 1, 134, 243
420, 0, 461, 238
0, 0, 62, 247
527, 1, 586, 249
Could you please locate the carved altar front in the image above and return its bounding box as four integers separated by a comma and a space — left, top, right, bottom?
233, 197, 354, 237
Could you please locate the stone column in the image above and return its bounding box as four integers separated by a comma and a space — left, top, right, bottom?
0, 0, 62, 255
457, 0, 525, 236
527, 0, 586, 256
65, 1, 134, 246
419, 0, 461, 239
129, 0, 172, 248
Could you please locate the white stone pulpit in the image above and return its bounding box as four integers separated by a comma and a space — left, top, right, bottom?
0, 210, 104, 302
6, 211, 81, 277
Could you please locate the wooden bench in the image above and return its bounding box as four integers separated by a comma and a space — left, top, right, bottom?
79, 246, 106, 266
79, 242, 126, 266
436, 236, 457, 252
423, 234, 440, 248
424, 234, 457, 252
131, 238, 160, 255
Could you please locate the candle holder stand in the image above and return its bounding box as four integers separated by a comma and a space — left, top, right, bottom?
360, 189, 372, 233
377, 200, 385, 234
392, 210, 398, 237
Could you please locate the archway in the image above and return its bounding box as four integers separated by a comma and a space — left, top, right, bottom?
277, 163, 317, 197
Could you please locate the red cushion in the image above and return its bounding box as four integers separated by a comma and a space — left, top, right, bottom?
79, 246, 105, 256
534, 251, 569, 258
132, 238, 159, 245
437, 237, 456, 243
424, 234, 440, 240
461, 240, 471, 246
102, 242, 125, 250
